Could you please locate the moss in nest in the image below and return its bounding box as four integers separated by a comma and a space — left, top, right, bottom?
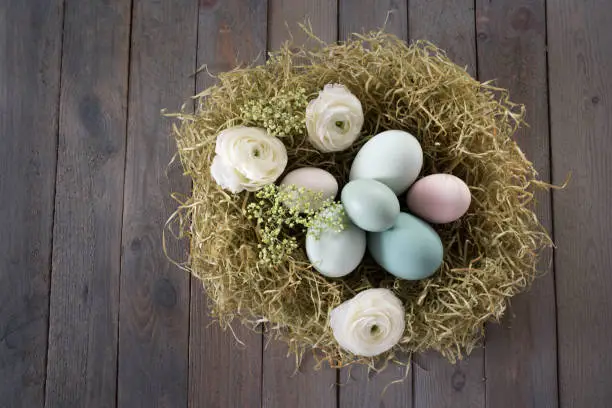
168, 31, 551, 368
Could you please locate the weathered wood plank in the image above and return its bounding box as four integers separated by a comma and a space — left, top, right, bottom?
339, 364, 411, 408
548, 0, 612, 407
339, 0, 407, 39
475, 1, 558, 407
45, 1, 131, 407
413, 351, 484, 408
263, 1, 338, 407
263, 345, 337, 408
189, 1, 267, 407
409, 2, 485, 407
268, 0, 337, 50
409, 0, 476, 74
338, 2, 412, 407
0, 1, 63, 406
117, 0, 198, 406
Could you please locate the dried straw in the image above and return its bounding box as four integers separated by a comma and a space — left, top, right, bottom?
168, 31, 551, 368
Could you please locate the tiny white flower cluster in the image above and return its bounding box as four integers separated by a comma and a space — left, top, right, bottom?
240, 88, 309, 137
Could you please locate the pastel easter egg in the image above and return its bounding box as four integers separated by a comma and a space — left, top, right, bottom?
406, 174, 471, 223
341, 179, 400, 232
306, 213, 366, 278
280, 167, 338, 211
368, 212, 443, 280
349, 130, 423, 194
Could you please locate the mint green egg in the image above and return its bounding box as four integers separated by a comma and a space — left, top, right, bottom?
367, 212, 443, 280
341, 179, 400, 232
306, 218, 366, 278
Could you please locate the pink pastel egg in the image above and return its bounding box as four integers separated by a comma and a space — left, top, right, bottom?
406, 174, 471, 224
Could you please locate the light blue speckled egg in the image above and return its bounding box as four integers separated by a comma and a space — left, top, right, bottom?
368, 212, 443, 280
341, 179, 400, 232
349, 130, 423, 195
306, 215, 366, 278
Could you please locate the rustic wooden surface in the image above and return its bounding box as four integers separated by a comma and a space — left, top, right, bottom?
0, 1, 63, 407
476, 1, 558, 407
45, 1, 131, 407
117, 0, 196, 407
1, 0, 611, 407
548, 1, 612, 407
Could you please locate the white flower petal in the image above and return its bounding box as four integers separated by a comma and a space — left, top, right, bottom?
210, 126, 288, 192
330, 288, 405, 357
210, 155, 244, 193
306, 84, 364, 152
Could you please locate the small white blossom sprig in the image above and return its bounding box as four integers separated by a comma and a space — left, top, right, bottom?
246, 184, 346, 266
240, 88, 309, 137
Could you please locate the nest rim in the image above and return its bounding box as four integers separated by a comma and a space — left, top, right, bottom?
169, 31, 551, 368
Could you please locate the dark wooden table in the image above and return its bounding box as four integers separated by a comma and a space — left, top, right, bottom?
2, 0, 611, 407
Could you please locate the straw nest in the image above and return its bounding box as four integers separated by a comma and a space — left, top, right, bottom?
169, 31, 551, 368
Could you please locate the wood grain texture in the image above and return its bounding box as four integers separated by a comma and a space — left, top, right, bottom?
409, 0, 477, 75
339, 0, 407, 40
268, 0, 338, 50
0, 1, 63, 406
263, 345, 337, 408
263, 2, 338, 407
117, 0, 198, 407
189, 1, 267, 407
475, 1, 558, 407
337, 2, 411, 407
409, 2, 484, 407
414, 351, 484, 408
45, 1, 131, 407
548, 0, 612, 407
339, 364, 411, 408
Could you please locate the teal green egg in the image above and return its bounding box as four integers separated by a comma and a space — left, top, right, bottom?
367, 212, 443, 280
341, 179, 400, 232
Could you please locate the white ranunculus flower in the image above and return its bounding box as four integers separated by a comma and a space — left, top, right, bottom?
306, 84, 364, 152
210, 126, 288, 193
330, 288, 405, 357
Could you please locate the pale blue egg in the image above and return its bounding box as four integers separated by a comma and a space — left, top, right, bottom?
368, 212, 443, 280
341, 179, 400, 232
349, 130, 423, 195
306, 217, 366, 278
